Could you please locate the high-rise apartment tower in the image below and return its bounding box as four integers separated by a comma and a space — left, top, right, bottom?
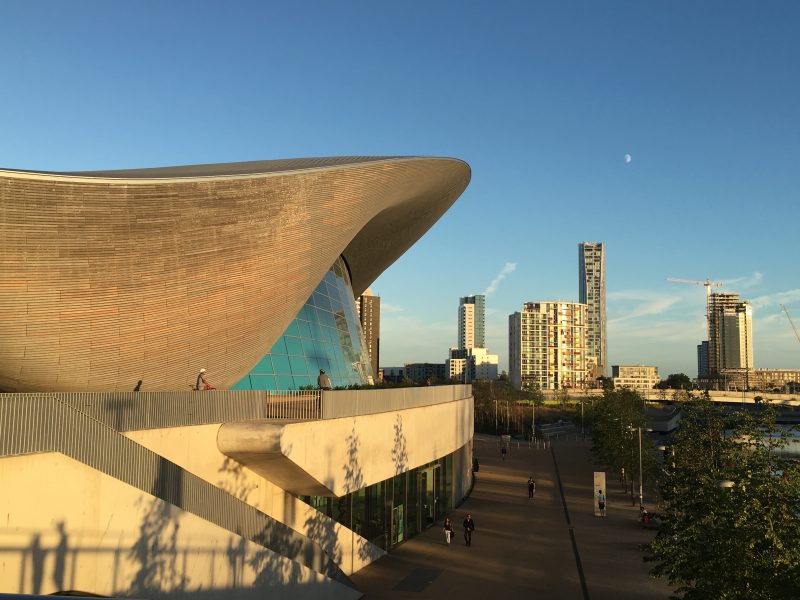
458, 295, 485, 350
707, 292, 753, 376
356, 290, 380, 381
508, 301, 588, 390
579, 242, 607, 377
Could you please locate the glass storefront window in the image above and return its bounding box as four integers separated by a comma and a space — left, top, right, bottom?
296, 448, 461, 552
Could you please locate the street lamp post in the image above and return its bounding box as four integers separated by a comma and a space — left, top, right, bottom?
636, 426, 654, 508
581, 400, 585, 438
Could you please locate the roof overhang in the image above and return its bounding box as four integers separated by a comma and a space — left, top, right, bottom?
0, 157, 470, 391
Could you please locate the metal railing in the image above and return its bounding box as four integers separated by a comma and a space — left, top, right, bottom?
265, 389, 322, 420
321, 384, 472, 419
0, 384, 472, 434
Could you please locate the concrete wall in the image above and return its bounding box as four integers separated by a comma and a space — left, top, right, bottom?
218, 397, 474, 498
281, 398, 474, 496
124, 425, 384, 576
0, 453, 360, 600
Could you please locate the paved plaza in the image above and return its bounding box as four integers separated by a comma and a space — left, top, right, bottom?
350, 434, 672, 599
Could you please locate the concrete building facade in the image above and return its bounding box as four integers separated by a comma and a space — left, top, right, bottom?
458, 295, 485, 350
708, 293, 753, 376
356, 290, 380, 382
508, 302, 588, 390
0, 156, 473, 599
697, 341, 709, 378
579, 242, 607, 377
404, 362, 447, 383
718, 368, 800, 392
611, 365, 660, 394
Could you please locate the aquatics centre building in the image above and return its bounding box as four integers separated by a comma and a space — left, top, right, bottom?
0, 157, 474, 599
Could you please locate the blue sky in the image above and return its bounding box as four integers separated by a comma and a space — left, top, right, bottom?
2, 1, 799, 376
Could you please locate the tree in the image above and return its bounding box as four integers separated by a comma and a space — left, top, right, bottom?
655, 373, 693, 390
589, 388, 656, 503
597, 376, 615, 392
646, 400, 800, 599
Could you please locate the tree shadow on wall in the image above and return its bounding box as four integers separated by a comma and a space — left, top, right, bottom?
303, 506, 343, 577
217, 457, 258, 503
343, 427, 364, 492
341, 427, 381, 566
129, 458, 187, 596
248, 522, 305, 591
392, 414, 408, 475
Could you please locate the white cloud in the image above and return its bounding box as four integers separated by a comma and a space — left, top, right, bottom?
483, 262, 517, 296
722, 271, 763, 289
380, 303, 405, 314
609, 297, 681, 324
749, 289, 800, 310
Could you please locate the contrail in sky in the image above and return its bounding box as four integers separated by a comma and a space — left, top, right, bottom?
483, 262, 517, 296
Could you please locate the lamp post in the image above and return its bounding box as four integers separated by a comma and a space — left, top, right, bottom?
635, 426, 654, 508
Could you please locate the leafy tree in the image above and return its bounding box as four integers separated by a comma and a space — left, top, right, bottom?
589, 388, 656, 503
647, 400, 800, 599
597, 376, 615, 392
655, 373, 693, 390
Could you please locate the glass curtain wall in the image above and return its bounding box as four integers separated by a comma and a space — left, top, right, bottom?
299, 452, 456, 551
233, 257, 373, 390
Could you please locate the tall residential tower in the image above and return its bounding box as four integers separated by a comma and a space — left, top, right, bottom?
708, 292, 753, 375
458, 295, 485, 350
579, 242, 607, 377
356, 289, 380, 381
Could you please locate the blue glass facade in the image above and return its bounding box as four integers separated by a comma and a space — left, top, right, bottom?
232, 257, 373, 390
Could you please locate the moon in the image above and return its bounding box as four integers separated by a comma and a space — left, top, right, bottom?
624, 154, 632, 163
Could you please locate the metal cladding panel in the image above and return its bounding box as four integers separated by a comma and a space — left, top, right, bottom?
0, 157, 471, 392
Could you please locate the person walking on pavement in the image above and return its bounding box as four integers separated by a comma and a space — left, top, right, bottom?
317, 369, 332, 390
462, 513, 475, 546
443, 517, 453, 545
597, 489, 607, 517
528, 476, 536, 499
501, 445, 507, 461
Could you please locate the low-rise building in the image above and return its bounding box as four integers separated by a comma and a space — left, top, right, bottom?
718, 368, 800, 392
380, 367, 406, 384
611, 365, 660, 394
405, 362, 447, 383
446, 347, 498, 382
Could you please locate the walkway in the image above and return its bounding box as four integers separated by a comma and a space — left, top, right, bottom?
350, 434, 672, 599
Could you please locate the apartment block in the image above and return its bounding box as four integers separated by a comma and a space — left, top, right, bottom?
458, 295, 486, 350
611, 365, 660, 394
579, 242, 607, 377
708, 293, 753, 375
356, 290, 380, 381
509, 301, 588, 390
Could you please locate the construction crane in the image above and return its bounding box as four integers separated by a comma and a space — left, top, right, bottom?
666, 278, 725, 350
666, 277, 723, 300
780, 304, 800, 344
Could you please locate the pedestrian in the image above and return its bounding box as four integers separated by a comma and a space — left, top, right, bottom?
501, 445, 507, 461
317, 369, 332, 390
597, 489, 606, 517
528, 476, 535, 499
443, 517, 453, 545
462, 513, 475, 546
196, 368, 215, 391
